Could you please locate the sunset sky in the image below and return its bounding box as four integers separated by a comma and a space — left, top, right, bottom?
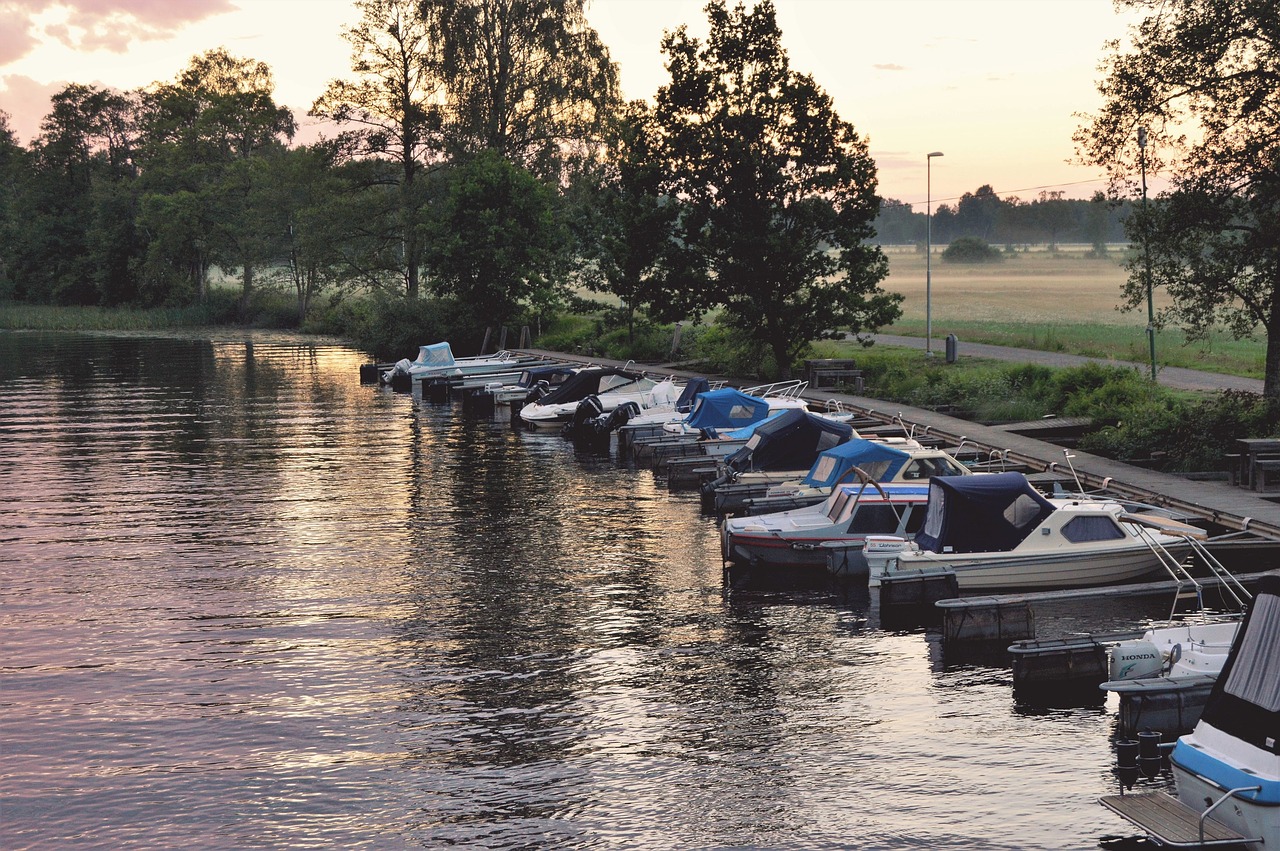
0, 0, 1144, 210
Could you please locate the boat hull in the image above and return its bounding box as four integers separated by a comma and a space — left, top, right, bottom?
892, 545, 1177, 590
1172, 746, 1279, 847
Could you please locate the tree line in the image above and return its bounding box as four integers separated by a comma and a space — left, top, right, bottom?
875, 187, 1134, 250
0, 0, 1276, 391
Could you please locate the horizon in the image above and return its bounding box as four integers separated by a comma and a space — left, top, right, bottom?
0, 0, 1152, 207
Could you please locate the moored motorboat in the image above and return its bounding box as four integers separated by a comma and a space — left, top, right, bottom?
720, 435, 970, 516
863, 472, 1195, 591
381, 342, 533, 384
1099, 532, 1251, 734
1100, 572, 1280, 849
518, 367, 680, 430
721, 479, 930, 575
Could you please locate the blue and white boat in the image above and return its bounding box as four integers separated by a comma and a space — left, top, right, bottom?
382, 342, 531, 383
1100, 572, 1280, 848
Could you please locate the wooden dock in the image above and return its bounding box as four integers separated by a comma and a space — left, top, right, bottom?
1099, 792, 1253, 847
511, 348, 1280, 543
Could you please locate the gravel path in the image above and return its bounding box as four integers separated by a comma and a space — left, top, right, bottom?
866, 333, 1263, 394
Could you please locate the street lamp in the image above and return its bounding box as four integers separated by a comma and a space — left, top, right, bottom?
926, 151, 944, 357
1138, 128, 1156, 381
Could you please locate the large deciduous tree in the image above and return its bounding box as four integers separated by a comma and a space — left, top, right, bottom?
425, 149, 564, 335
424, 0, 620, 180
311, 0, 446, 299
652, 0, 899, 377
138, 49, 295, 308
1075, 0, 1280, 395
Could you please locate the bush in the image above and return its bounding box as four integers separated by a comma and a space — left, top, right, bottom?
942, 237, 1004, 264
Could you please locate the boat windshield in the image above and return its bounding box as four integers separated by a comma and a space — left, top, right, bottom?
899, 455, 969, 480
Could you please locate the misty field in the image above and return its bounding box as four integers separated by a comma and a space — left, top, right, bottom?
878, 247, 1266, 378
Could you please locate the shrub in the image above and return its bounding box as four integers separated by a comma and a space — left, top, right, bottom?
941, 237, 1003, 264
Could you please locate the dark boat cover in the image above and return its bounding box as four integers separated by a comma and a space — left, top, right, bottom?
724, 409, 853, 473
532, 367, 644, 407
1195, 572, 1280, 760
914, 472, 1055, 555
673, 377, 712, 414
801, 438, 912, 488
684, 388, 771, 432
517, 365, 578, 388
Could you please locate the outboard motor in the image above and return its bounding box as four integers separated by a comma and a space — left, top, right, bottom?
594, 401, 641, 436
523, 380, 551, 407
562, 395, 605, 439
1107, 640, 1165, 681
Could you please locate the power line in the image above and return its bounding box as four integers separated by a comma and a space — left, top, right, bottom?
884, 177, 1112, 210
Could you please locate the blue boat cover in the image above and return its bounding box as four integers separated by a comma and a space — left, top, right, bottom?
724, 409, 853, 473
801, 438, 912, 488
413, 342, 456, 368
1180, 572, 1280, 784
685, 388, 771, 432
913, 472, 1055, 555
673, 377, 712, 414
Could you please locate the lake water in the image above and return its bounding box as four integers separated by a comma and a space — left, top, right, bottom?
1, 331, 1176, 849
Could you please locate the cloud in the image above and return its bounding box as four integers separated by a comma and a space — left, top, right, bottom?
872, 63, 907, 72
0, 0, 236, 62
0, 73, 65, 143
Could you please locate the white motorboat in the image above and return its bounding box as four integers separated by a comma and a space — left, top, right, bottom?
1099, 530, 1251, 734
518, 367, 680, 430
720, 435, 970, 516
381, 342, 531, 384
1100, 572, 1280, 849
863, 472, 1195, 591
721, 480, 931, 573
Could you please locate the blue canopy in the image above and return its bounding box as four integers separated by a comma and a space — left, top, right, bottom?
801, 438, 912, 488
684, 388, 770, 432
914, 472, 1055, 555
672, 377, 712, 414
724, 409, 853, 473
412, 342, 456, 368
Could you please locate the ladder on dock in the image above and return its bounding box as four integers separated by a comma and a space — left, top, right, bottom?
1100, 789, 1261, 847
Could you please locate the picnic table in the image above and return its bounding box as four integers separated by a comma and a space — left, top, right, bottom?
1229, 438, 1280, 490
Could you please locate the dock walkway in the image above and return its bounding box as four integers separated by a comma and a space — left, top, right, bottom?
513, 349, 1280, 540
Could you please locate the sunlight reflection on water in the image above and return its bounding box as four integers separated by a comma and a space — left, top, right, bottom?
0, 331, 1170, 850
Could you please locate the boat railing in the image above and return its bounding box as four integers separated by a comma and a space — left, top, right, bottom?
742, 379, 808, 399
1200, 786, 1262, 846
1121, 513, 1252, 619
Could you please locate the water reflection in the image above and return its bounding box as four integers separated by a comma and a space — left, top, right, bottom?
1, 331, 1157, 849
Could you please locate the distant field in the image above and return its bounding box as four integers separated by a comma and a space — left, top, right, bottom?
882, 247, 1142, 325
877, 247, 1266, 379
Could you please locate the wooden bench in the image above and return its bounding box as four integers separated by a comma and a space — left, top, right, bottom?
1099, 791, 1253, 847
805, 358, 863, 391
1255, 458, 1280, 491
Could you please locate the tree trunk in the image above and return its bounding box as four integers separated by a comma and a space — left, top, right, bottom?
1265, 291, 1280, 399
240, 261, 253, 315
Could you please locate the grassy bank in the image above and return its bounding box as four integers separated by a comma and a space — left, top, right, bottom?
880, 249, 1266, 379
0, 301, 233, 332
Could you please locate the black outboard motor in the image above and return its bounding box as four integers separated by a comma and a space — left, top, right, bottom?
562, 395, 605, 439
595, 401, 641, 436
523, 380, 552, 407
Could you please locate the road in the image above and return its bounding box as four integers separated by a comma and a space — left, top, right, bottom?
867, 334, 1263, 395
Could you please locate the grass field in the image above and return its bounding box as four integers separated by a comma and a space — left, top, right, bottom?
878, 248, 1267, 379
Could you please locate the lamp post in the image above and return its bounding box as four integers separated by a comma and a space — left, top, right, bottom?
1138, 128, 1156, 381
925, 151, 944, 357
